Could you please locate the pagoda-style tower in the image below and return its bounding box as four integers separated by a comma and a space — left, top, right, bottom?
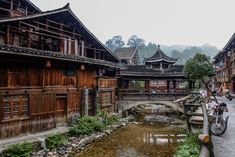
145, 45, 177, 70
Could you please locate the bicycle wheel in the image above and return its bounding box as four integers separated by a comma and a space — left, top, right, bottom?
210, 117, 226, 136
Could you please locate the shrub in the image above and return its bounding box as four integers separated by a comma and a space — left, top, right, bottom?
105, 115, 119, 126
70, 116, 105, 135
45, 134, 67, 150
174, 133, 200, 157
2, 142, 34, 157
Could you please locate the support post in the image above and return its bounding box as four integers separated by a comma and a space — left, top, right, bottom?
183, 100, 192, 132
93, 88, 98, 115
82, 87, 89, 116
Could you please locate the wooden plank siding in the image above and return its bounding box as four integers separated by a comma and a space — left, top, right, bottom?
98, 78, 117, 112
0, 2, 119, 138
0, 62, 117, 138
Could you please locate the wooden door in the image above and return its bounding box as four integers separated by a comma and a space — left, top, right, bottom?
56, 95, 67, 126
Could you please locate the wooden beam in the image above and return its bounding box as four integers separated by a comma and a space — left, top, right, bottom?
0, 7, 10, 12
46, 19, 69, 28
19, 21, 75, 40
33, 20, 82, 37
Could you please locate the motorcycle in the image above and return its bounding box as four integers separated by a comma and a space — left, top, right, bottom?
209, 102, 229, 136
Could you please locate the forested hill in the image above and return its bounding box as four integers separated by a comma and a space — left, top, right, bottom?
105, 35, 220, 65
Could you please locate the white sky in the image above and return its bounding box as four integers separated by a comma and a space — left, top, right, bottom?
31, 0, 235, 49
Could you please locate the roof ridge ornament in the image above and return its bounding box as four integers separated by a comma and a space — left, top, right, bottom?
63, 3, 70, 9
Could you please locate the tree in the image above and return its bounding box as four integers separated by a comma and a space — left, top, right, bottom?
105, 35, 125, 51
171, 50, 182, 59
127, 35, 145, 47
183, 53, 217, 102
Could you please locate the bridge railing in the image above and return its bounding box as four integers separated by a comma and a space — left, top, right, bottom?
117, 88, 191, 100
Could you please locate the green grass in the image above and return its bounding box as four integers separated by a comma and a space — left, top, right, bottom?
45, 133, 68, 150
174, 133, 200, 157
2, 142, 34, 157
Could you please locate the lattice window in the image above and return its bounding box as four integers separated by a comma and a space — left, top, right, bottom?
2, 95, 29, 120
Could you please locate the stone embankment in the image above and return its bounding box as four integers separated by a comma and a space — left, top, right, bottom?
31, 117, 131, 157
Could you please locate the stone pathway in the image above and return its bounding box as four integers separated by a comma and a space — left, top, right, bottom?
0, 126, 69, 152
212, 96, 235, 157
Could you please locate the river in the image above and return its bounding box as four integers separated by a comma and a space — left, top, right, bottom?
75, 119, 185, 157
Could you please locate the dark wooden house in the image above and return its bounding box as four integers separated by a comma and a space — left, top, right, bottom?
0, 2, 120, 138
214, 33, 235, 94
115, 47, 140, 65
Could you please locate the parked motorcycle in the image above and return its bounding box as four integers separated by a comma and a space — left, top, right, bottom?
209, 102, 229, 136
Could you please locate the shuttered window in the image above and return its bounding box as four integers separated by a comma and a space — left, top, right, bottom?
2, 95, 29, 120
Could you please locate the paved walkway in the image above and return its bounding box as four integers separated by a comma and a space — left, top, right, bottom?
0, 126, 69, 152
212, 96, 235, 157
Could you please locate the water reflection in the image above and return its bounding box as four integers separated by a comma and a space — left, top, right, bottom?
75, 124, 185, 157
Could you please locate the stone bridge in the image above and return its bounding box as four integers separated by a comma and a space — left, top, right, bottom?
117, 100, 184, 113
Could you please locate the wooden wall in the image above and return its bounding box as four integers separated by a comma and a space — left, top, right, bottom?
98, 78, 117, 112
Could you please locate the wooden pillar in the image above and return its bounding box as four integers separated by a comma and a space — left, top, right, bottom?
75, 39, 78, 55
183, 100, 192, 132
64, 38, 67, 54
68, 38, 71, 54
81, 41, 84, 56
167, 80, 170, 93
147, 80, 150, 100
5, 26, 10, 45
94, 48, 97, 59
10, 0, 13, 10
189, 80, 193, 89
93, 88, 97, 115
82, 87, 89, 116
173, 80, 176, 89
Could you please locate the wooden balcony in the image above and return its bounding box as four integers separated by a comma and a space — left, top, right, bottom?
232, 68, 235, 76
216, 76, 229, 83
230, 53, 235, 62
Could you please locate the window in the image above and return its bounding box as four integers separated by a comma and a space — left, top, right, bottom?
63, 68, 75, 76
2, 95, 29, 120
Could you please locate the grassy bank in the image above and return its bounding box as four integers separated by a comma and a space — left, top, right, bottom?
174, 133, 200, 157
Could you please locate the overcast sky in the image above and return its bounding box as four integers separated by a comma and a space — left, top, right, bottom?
31, 0, 235, 49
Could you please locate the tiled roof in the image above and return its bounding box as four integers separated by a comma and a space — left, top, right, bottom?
115, 47, 137, 60
146, 45, 177, 63
0, 3, 120, 63
0, 44, 122, 69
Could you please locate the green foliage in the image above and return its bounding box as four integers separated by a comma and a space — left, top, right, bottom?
184, 53, 213, 80
45, 133, 67, 150
70, 116, 105, 135
2, 142, 34, 157
104, 115, 119, 126
194, 80, 202, 89
105, 35, 125, 51
130, 81, 145, 89
174, 133, 200, 157
127, 35, 145, 47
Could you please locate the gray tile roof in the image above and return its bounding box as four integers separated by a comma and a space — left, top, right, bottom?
115, 47, 137, 60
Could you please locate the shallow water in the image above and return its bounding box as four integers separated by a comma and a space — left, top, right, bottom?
75, 123, 185, 157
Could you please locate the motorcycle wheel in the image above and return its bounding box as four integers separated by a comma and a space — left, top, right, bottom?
210, 117, 227, 136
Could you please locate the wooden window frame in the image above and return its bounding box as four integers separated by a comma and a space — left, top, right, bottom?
1, 94, 29, 121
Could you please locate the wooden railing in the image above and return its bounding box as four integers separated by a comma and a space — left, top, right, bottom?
180, 94, 212, 157
117, 88, 191, 100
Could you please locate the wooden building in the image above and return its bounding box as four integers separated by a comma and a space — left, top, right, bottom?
115, 47, 140, 65
0, 2, 120, 138
117, 45, 192, 100
214, 33, 235, 94
0, 0, 41, 18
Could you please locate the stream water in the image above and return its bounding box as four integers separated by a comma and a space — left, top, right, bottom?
75, 104, 185, 157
